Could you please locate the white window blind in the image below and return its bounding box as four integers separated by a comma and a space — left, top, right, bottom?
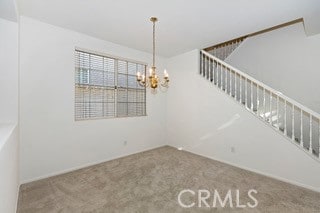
75, 49, 146, 120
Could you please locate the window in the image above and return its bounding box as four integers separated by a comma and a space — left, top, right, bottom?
75, 49, 146, 120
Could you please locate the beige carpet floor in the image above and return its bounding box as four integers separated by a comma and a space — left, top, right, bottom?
18, 146, 320, 213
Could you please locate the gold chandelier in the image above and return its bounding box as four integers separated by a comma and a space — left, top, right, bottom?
136, 17, 169, 89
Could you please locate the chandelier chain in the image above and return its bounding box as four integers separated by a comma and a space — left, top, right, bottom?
153, 20, 156, 67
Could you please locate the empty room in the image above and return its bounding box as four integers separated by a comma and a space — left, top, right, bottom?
1, 0, 320, 212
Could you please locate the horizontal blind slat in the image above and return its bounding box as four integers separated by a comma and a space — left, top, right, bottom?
75, 50, 146, 120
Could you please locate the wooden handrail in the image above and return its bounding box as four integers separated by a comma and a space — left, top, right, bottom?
204, 18, 303, 52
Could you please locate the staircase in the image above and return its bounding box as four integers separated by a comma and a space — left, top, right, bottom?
200, 49, 320, 161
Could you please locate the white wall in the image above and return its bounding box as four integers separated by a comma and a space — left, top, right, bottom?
0, 18, 18, 123
0, 125, 19, 213
167, 49, 320, 192
19, 16, 167, 182
0, 18, 19, 213
226, 22, 320, 113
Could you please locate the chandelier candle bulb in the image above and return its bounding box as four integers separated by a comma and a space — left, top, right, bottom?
164, 69, 169, 78
136, 71, 141, 81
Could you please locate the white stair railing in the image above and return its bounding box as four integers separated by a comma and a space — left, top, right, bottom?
205, 37, 246, 61
200, 50, 320, 161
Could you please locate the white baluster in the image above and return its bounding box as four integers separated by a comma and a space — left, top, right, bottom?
215, 61, 217, 85
206, 56, 208, 79
240, 76, 242, 103
257, 84, 261, 116
235, 73, 238, 100
207, 56, 210, 80
218, 62, 220, 87
210, 59, 213, 82
202, 54, 204, 77
200, 52, 202, 74
224, 66, 227, 92
212, 59, 215, 82
300, 110, 303, 147
257, 85, 260, 115
284, 100, 287, 135
292, 105, 295, 141
209, 58, 211, 81
201, 54, 205, 75
206, 56, 209, 78
202, 55, 206, 77
203, 52, 205, 75
218, 63, 220, 87
319, 118, 320, 158
277, 96, 279, 129
211, 59, 214, 82
224, 66, 226, 91
245, 78, 247, 107
269, 92, 272, 125
204, 56, 208, 78
208, 58, 211, 80
220, 63, 223, 89
229, 69, 232, 96
202, 54, 205, 76
222, 65, 224, 90
250, 81, 253, 111
309, 114, 313, 154
263, 88, 266, 120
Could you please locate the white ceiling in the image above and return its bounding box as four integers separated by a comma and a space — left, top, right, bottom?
18, 0, 319, 57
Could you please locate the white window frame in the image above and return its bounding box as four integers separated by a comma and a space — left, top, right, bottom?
75, 48, 147, 121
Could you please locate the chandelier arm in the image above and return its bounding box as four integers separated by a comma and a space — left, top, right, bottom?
138, 81, 146, 88
159, 77, 169, 87
139, 78, 150, 88
158, 81, 170, 93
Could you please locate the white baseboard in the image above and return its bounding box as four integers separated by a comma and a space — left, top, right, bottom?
21, 144, 167, 184
171, 145, 320, 193
21, 144, 320, 193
